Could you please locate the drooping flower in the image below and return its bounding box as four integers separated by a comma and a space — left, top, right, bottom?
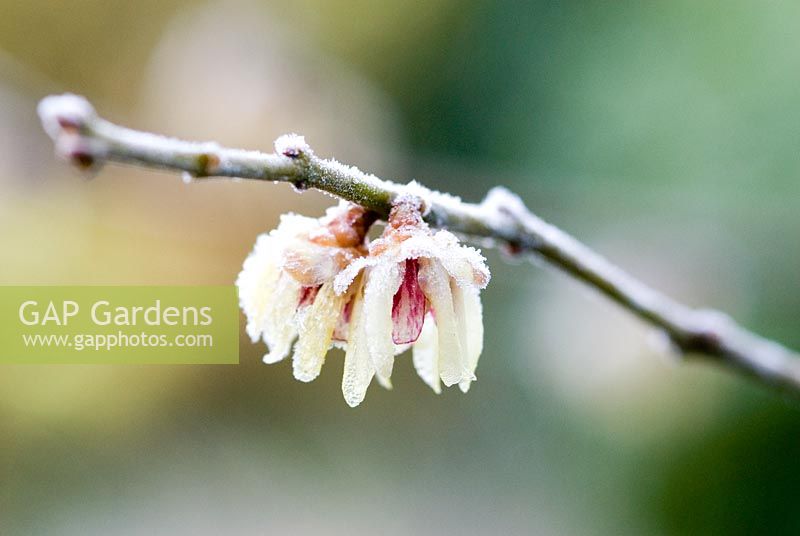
236, 202, 373, 382
334, 195, 490, 406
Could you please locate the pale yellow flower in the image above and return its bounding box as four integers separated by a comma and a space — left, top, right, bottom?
334, 196, 490, 406
236, 202, 371, 382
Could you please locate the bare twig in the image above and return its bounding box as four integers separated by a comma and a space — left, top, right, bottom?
37, 94, 800, 396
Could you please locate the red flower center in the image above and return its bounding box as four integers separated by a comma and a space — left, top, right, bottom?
391, 258, 427, 344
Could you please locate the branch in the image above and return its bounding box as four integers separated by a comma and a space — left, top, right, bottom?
37, 94, 800, 397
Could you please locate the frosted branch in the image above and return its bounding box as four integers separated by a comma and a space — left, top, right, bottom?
38, 94, 800, 397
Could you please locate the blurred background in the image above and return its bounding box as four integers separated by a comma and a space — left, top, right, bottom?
1, 0, 799, 534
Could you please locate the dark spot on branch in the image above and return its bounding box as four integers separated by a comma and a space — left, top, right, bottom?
680, 329, 723, 356
71, 151, 95, 169
196, 152, 220, 177
503, 241, 523, 256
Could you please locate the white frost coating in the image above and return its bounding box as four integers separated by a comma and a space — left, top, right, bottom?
37, 94, 96, 139
479, 186, 529, 231
364, 262, 403, 382
315, 156, 408, 201
334, 229, 490, 294
400, 181, 434, 215
263, 272, 302, 363
236, 233, 281, 343
236, 210, 352, 365
341, 280, 375, 407
292, 282, 342, 382
395, 180, 470, 218
274, 133, 310, 158
418, 258, 473, 386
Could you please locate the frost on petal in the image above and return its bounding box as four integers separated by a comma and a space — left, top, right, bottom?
412, 314, 441, 394
236, 234, 281, 343
275, 212, 321, 238
434, 231, 491, 289
292, 282, 342, 381
263, 272, 302, 364
334, 256, 375, 295
391, 258, 426, 344
282, 241, 340, 287
364, 261, 403, 384
418, 258, 470, 386
332, 296, 354, 341
341, 280, 375, 407
451, 282, 483, 393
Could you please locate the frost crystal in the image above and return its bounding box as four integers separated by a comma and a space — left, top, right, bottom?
274, 133, 311, 158
37, 94, 96, 140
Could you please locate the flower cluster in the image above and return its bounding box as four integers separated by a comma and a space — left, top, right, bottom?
237, 196, 490, 406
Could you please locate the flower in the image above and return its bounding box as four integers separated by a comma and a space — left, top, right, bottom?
238, 195, 490, 408
236, 202, 373, 381
334, 195, 490, 406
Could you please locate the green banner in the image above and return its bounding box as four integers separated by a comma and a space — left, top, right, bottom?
0, 286, 239, 364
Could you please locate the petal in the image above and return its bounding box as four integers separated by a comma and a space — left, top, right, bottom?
292, 282, 343, 382
364, 261, 403, 383
282, 241, 340, 287
451, 282, 483, 393
236, 234, 281, 343
332, 297, 354, 342
341, 280, 375, 407
418, 258, 470, 386
263, 272, 302, 364
375, 373, 393, 390
275, 213, 324, 237
412, 314, 441, 394
334, 256, 374, 295
392, 258, 427, 344
433, 230, 490, 289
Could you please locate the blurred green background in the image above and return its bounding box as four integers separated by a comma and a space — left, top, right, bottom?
1, 1, 799, 534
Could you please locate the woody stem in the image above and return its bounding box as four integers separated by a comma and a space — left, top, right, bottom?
38, 93, 800, 397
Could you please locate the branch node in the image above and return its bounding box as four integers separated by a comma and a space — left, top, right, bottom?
274, 133, 311, 159
196, 152, 221, 177
37, 94, 96, 139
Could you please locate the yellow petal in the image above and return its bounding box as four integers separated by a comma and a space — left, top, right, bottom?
236, 235, 281, 343
451, 282, 483, 393
282, 241, 340, 286
364, 262, 403, 383
342, 279, 375, 407
375, 373, 393, 390
292, 282, 343, 382
418, 259, 470, 386
262, 272, 301, 364
412, 314, 441, 394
